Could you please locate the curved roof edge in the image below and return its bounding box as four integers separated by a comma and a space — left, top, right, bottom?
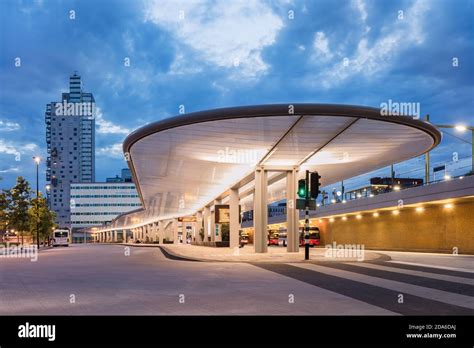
123, 103, 441, 154
103, 103, 441, 231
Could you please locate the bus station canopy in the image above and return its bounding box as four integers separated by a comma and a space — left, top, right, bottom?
101, 104, 441, 230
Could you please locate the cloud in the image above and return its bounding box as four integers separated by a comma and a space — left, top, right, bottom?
0, 120, 21, 131
313, 0, 430, 88
0, 139, 38, 155
95, 107, 131, 135
143, 0, 284, 78
97, 143, 124, 158
0, 167, 20, 173
352, 0, 368, 23
313, 32, 332, 60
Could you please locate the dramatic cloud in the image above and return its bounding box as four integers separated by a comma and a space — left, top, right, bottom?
312, 32, 332, 60
97, 143, 124, 158
0, 139, 38, 155
313, 0, 430, 88
144, 0, 284, 78
95, 108, 131, 135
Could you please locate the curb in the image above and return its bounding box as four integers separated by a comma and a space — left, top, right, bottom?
158, 245, 392, 264
100, 243, 392, 264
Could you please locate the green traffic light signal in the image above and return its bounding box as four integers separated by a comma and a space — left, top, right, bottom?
298, 179, 306, 198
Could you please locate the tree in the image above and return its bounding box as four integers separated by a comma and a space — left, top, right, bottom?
8, 177, 32, 245
28, 193, 56, 246
0, 190, 9, 242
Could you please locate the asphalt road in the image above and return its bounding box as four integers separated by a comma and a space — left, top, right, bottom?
0, 244, 472, 315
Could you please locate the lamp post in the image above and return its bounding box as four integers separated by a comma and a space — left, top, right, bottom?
424, 120, 473, 182
434, 124, 474, 174
33, 156, 41, 249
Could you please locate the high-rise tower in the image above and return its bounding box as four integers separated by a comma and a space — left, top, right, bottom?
45, 73, 95, 228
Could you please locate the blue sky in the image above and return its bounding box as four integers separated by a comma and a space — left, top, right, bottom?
0, 0, 473, 192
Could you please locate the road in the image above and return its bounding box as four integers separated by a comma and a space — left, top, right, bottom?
0, 244, 472, 315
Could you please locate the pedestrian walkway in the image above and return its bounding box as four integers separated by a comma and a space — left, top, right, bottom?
255, 261, 474, 315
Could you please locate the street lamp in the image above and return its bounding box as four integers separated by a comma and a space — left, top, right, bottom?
424, 117, 473, 183
436, 123, 474, 174
33, 156, 41, 249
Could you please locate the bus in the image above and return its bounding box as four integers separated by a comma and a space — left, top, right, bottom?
52, 229, 70, 247
299, 226, 321, 247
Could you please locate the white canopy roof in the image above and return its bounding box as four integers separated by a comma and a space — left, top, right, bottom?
100, 104, 441, 230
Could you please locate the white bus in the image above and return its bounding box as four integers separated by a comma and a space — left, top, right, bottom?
52, 229, 70, 247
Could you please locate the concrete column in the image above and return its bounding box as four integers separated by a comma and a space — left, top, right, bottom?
229, 188, 240, 249
213, 199, 222, 242
158, 221, 164, 244
122, 230, 127, 243
254, 167, 268, 253
173, 219, 179, 244
210, 206, 216, 242
203, 206, 210, 242
195, 211, 203, 242
153, 222, 158, 242
287, 168, 299, 252
113, 230, 118, 243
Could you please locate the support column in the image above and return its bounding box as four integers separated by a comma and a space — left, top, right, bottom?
158, 221, 164, 244
229, 188, 240, 249
113, 230, 118, 243
212, 199, 222, 242
195, 211, 203, 242
153, 222, 158, 242
287, 168, 299, 252
254, 167, 268, 253
173, 219, 179, 244
203, 206, 210, 242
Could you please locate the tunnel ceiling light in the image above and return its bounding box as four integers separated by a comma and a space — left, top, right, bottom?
392, 210, 400, 215
416, 206, 424, 212
342, 216, 347, 221
356, 214, 362, 219
444, 203, 453, 209
373, 212, 379, 217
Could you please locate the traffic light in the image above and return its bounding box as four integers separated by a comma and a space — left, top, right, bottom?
310, 172, 321, 199
298, 179, 307, 198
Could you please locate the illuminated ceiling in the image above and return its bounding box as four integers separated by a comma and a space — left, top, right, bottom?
100, 104, 441, 230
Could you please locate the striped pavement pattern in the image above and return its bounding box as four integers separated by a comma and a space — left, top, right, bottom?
255, 260, 474, 315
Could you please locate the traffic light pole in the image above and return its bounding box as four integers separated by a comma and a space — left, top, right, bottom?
304, 170, 310, 260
